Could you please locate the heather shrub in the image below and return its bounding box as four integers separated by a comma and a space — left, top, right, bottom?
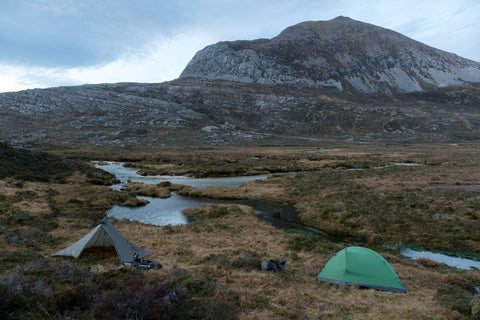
435, 275, 477, 316
231, 250, 261, 270
94, 267, 238, 320
0, 249, 43, 272
0, 142, 73, 182
0, 257, 238, 319
0, 270, 56, 319
287, 231, 322, 252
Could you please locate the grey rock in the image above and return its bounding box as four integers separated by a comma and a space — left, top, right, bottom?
181, 17, 480, 94
1, 18, 480, 148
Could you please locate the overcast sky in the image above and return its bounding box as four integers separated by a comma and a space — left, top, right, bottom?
0, 0, 479, 93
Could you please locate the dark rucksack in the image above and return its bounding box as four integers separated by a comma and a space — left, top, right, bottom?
261, 257, 287, 272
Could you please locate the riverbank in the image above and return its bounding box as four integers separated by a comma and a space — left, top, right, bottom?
2, 142, 480, 318
97, 143, 480, 255
102, 160, 480, 271
114, 204, 480, 319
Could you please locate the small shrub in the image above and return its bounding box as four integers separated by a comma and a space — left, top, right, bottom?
161, 225, 181, 234
472, 294, 480, 319
287, 233, 322, 252
250, 293, 271, 310
121, 197, 149, 207
54, 284, 95, 314
182, 274, 216, 297
0, 249, 43, 272
12, 190, 38, 202
201, 254, 231, 269
231, 250, 261, 270
158, 181, 171, 187
208, 205, 231, 218
436, 275, 477, 316
6, 178, 24, 188
94, 267, 238, 320
12, 212, 32, 225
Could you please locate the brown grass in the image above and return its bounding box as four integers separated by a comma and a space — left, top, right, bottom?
0, 180, 51, 217
106, 204, 477, 319
173, 177, 289, 202
122, 181, 171, 198
3, 142, 480, 319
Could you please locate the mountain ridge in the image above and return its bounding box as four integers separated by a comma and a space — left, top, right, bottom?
1, 78, 479, 147
180, 16, 480, 95
1, 17, 479, 148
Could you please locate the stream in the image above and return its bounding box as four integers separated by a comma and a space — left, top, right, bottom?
400, 248, 480, 270
95, 162, 302, 229
96, 162, 480, 270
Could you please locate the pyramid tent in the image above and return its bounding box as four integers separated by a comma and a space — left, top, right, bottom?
52, 217, 153, 264
316, 246, 406, 293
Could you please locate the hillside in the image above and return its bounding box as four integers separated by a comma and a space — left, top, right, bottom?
0, 17, 479, 148
0, 142, 118, 183
181, 16, 480, 95
1, 79, 479, 148
2, 144, 480, 319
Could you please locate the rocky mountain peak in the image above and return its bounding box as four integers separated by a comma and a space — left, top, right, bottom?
1, 18, 480, 148
276, 16, 376, 40
180, 17, 480, 95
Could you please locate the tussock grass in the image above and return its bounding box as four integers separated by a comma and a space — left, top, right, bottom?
122, 181, 171, 198
2, 142, 480, 318
112, 204, 480, 319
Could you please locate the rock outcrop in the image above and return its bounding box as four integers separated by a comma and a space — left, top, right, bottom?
180, 17, 480, 95
1, 17, 480, 147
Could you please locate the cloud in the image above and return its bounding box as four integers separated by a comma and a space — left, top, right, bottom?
0, 65, 33, 93
0, 64, 78, 93
0, 31, 216, 92
375, 0, 480, 59
0, 0, 478, 93
67, 31, 216, 84
0, 0, 192, 67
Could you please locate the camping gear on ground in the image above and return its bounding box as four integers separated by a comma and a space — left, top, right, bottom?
52, 217, 158, 267
261, 257, 287, 272
129, 252, 162, 269
316, 246, 406, 293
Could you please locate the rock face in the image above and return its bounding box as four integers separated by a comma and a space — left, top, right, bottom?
1, 17, 480, 148
1, 78, 479, 147
180, 17, 480, 95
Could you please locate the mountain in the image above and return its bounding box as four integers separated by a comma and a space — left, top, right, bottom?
1, 17, 479, 148
181, 16, 480, 95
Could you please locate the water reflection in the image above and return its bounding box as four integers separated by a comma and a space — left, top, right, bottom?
106, 193, 202, 226
96, 162, 301, 228
96, 163, 480, 269
401, 248, 480, 270
95, 162, 270, 190
392, 162, 424, 166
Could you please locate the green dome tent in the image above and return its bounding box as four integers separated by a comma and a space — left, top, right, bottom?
316, 246, 406, 293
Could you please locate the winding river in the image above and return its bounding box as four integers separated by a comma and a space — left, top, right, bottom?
95, 162, 301, 228
96, 162, 480, 270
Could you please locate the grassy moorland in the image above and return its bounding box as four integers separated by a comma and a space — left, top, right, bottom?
1, 142, 480, 319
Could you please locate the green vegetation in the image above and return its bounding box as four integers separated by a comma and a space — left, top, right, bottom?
120, 147, 393, 177
297, 173, 480, 252
122, 181, 171, 198
0, 259, 238, 319
0, 142, 75, 182
1, 142, 480, 319
0, 142, 118, 184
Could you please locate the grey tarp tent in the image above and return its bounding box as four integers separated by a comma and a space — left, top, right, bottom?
52, 217, 153, 264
